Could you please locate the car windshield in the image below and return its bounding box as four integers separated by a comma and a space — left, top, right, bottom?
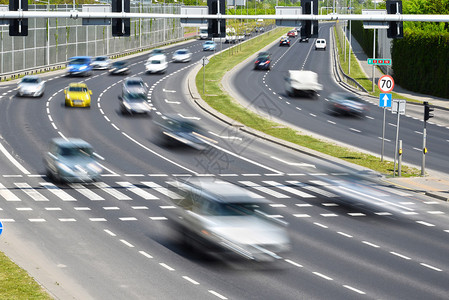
205, 41, 214, 45
152, 50, 163, 55
68, 86, 88, 92
205, 201, 264, 216
125, 93, 146, 102
335, 94, 361, 102
69, 58, 89, 65
21, 77, 39, 83
176, 50, 187, 55
113, 62, 125, 67
59, 146, 93, 157
94, 57, 107, 61
150, 60, 161, 64
167, 119, 200, 133
126, 80, 143, 87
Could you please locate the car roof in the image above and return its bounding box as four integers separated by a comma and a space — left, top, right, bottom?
51, 138, 92, 148
68, 83, 88, 88
69, 56, 91, 60
125, 77, 143, 82
149, 54, 166, 60
22, 75, 40, 79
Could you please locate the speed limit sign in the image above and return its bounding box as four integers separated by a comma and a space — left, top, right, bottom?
378, 75, 394, 93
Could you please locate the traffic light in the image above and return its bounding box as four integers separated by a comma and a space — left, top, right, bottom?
112, 0, 130, 37
9, 0, 28, 36
386, 0, 403, 39
207, 0, 226, 38
300, 0, 318, 38
424, 101, 434, 121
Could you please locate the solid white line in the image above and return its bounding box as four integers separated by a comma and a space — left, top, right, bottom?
208, 290, 228, 300
139, 251, 153, 259
420, 263, 442, 272
120, 239, 134, 247
0, 140, 30, 174
159, 263, 175, 271
343, 285, 366, 294
390, 252, 411, 260
182, 276, 200, 285
104, 229, 116, 236
313, 272, 333, 281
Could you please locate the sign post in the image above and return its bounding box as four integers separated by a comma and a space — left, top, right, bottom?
379, 93, 392, 161
202, 56, 209, 94
392, 99, 406, 177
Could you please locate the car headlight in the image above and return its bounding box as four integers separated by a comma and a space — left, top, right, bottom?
87, 163, 102, 173
124, 102, 131, 109
80, 66, 87, 70
56, 162, 73, 174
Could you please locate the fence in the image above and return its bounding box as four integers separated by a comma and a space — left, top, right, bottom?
0, 3, 183, 76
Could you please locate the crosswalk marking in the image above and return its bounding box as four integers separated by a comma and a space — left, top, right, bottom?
69, 183, 104, 201
238, 181, 290, 199
141, 181, 182, 199
40, 182, 77, 201
287, 181, 338, 198
0, 183, 21, 201
116, 182, 159, 200
15, 183, 49, 201
93, 182, 132, 200
263, 181, 315, 198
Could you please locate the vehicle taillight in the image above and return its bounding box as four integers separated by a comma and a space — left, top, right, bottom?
255, 60, 259, 64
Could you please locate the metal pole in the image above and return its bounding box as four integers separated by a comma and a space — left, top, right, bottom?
372, 28, 376, 92
202, 61, 205, 94
421, 119, 427, 176
348, 0, 351, 74
47, 2, 50, 66
393, 101, 400, 177
381, 107, 386, 161
398, 139, 402, 177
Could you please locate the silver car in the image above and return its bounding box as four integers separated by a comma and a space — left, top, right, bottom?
91, 56, 111, 70
43, 138, 103, 183
172, 49, 192, 63
166, 177, 291, 262
17, 75, 45, 97
119, 92, 151, 115
122, 77, 147, 96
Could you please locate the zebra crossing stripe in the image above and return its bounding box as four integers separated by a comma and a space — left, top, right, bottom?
0, 183, 21, 201
141, 181, 182, 199
93, 182, 132, 200
116, 182, 159, 200
15, 183, 49, 201
287, 181, 338, 198
238, 181, 290, 199
69, 183, 105, 201
40, 182, 77, 201
263, 181, 315, 198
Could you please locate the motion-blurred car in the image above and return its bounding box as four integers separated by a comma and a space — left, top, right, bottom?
149, 49, 164, 57
145, 54, 168, 74
17, 75, 45, 97
254, 54, 271, 70
172, 49, 193, 63
122, 77, 147, 96
326, 92, 368, 117
64, 83, 92, 107
166, 177, 291, 261
109, 61, 130, 75
315, 38, 327, 50
287, 30, 296, 38
155, 115, 216, 150
279, 36, 290, 47
43, 138, 103, 183
66, 56, 92, 77
91, 56, 111, 70
119, 92, 151, 115
202, 40, 216, 51
299, 36, 309, 43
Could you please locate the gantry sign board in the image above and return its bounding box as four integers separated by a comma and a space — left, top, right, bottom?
275, 6, 302, 27
180, 6, 208, 27
0, 5, 7, 26
362, 9, 388, 29
227, 0, 246, 6
82, 4, 111, 26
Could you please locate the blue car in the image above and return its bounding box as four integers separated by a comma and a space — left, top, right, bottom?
203, 40, 216, 51
67, 56, 92, 77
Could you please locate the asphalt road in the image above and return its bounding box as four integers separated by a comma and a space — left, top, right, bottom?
0, 28, 449, 299
231, 23, 449, 174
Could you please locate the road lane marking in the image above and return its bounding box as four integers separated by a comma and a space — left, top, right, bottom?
390, 252, 411, 260
182, 276, 200, 285
343, 285, 365, 295
420, 263, 442, 272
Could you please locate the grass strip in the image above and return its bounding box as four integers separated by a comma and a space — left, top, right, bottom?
196, 27, 421, 177
0, 251, 52, 299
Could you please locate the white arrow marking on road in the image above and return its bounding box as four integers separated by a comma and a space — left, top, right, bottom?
208, 131, 242, 140
271, 156, 316, 168
164, 99, 181, 104
177, 114, 200, 120
163, 88, 176, 93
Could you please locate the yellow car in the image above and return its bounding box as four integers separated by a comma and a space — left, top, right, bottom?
64, 83, 92, 107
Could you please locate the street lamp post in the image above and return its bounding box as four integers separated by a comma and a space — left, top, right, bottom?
35, 0, 50, 66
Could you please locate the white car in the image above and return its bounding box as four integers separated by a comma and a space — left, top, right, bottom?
315, 38, 327, 50
17, 75, 45, 97
91, 56, 111, 70
145, 54, 168, 74
172, 49, 192, 63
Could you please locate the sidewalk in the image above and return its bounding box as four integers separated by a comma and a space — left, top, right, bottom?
345, 33, 449, 201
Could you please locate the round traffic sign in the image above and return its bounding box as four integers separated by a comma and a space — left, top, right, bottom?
378, 75, 394, 93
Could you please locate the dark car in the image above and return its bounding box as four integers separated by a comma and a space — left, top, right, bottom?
299, 36, 309, 43
254, 55, 271, 70
155, 115, 216, 150
109, 61, 130, 75
119, 92, 151, 115
279, 37, 290, 47
326, 92, 369, 117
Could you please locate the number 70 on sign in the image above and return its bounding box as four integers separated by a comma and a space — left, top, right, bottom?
378, 75, 394, 93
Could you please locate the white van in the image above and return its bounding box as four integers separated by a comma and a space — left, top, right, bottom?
145, 54, 168, 74
199, 26, 208, 39
315, 39, 327, 50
